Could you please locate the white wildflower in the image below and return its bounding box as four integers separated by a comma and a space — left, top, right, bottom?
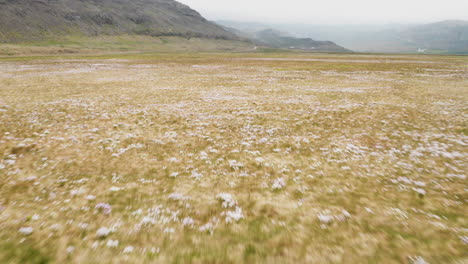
78, 223, 89, 230
168, 193, 190, 201
5, 159, 16, 165
460, 235, 468, 244
123, 246, 134, 253
317, 214, 333, 224
255, 157, 264, 164
168, 157, 179, 163
164, 228, 175, 233
447, 174, 466, 180
150, 247, 160, 254
67, 246, 75, 254
413, 188, 426, 196
50, 223, 61, 231
342, 210, 351, 218
106, 239, 119, 248
413, 181, 426, 187
22, 175, 37, 181
199, 223, 214, 233
96, 227, 111, 238
18, 227, 33, 235
70, 189, 85, 196
229, 160, 244, 169
410, 256, 429, 264
208, 148, 218, 153
140, 216, 156, 226
132, 209, 143, 215
109, 186, 121, 192
200, 151, 208, 159
95, 203, 112, 215
397, 177, 412, 185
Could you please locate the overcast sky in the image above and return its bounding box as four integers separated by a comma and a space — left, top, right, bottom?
179, 0, 468, 24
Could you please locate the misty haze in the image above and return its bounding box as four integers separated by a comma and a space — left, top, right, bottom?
0, 0, 466, 263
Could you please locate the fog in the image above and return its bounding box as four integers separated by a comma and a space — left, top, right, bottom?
179, 0, 468, 24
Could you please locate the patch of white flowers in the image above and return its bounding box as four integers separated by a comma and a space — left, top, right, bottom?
182, 217, 195, 227
216, 193, 237, 208
317, 210, 352, 224
199, 222, 215, 233
272, 177, 286, 190
190, 170, 203, 180
225, 207, 244, 223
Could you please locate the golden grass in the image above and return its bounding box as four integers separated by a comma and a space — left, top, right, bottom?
0, 35, 255, 56
0, 52, 467, 263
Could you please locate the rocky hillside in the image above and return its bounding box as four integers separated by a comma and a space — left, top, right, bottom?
0, 0, 238, 43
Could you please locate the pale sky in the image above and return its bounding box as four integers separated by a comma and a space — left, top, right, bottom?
179, 0, 468, 24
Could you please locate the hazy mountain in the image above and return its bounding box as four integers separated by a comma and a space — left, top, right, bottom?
272, 20, 468, 54
0, 0, 238, 43
398, 20, 468, 53
216, 21, 351, 53
218, 20, 468, 54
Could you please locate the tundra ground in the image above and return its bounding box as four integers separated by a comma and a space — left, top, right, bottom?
0, 53, 467, 263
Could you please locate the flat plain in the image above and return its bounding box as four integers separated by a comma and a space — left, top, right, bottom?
0, 52, 467, 263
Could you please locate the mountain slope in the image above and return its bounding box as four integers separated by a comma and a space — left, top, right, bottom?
396, 20, 468, 53
0, 0, 238, 43
253, 29, 351, 52
217, 21, 351, 53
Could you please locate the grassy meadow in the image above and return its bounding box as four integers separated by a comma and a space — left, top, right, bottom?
0, 52, 467, 263
0, 36, 255, 56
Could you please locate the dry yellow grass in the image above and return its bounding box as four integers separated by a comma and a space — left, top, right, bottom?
0, 52, 467, 263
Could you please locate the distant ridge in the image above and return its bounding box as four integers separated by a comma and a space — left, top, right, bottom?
216, 21, 352, 53
0, 0, 239, 43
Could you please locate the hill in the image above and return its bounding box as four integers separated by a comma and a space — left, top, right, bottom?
216, 21, 351, 53
396, 20, 468, 54
0, 0, 238, 43
253, 29, 351, 52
